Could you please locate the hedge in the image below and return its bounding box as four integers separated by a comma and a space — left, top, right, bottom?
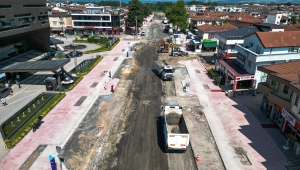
5, 92, 66, 149
207, 68, 221, 86
76, 56, 103, 76
83, 38, 119, 54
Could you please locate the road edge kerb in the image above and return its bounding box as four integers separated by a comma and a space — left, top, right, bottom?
200, 113, 227, 170
189, 142, 199, 170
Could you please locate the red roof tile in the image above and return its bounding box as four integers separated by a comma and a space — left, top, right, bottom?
197, 23, 237, 32
256, 31, 300, 48
228, 13, 263, 24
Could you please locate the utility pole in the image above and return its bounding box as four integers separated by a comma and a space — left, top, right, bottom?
135, 16, 137, 39
120, 0, 121, 8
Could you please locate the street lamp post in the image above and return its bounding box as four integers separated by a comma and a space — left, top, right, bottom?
135, 16, 137, 39
70, 43, 78, 72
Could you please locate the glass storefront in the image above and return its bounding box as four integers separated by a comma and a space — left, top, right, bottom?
0, 41, 29, 61
286, 123, 300, 143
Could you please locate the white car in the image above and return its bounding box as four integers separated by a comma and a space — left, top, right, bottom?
141, 31, 146, 36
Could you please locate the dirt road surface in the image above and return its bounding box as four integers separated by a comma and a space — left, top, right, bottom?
60, 17, 223, 170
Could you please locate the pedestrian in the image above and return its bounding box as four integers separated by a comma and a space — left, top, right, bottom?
127, 51, 129, 57
1, 98, 7, 106
15, 79, 21, 88
16, 74, 20, 80
5, 82, 8, 88
109, 71, 111, 78
111, 85, 114, 92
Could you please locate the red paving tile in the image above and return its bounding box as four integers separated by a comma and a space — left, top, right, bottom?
179, 59, 287, 170
0, 41, 131, 170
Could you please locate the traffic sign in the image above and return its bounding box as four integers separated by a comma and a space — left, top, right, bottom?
174, 34, 178, 38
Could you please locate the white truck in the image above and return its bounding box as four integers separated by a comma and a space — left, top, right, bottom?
153, 60, 174, 81
163, 106, 190, 152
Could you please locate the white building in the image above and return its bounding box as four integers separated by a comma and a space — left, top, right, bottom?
185, 5, 206, 12
71, 7, 124, 35
234, 31, 300, 88
265, 12, 282, 25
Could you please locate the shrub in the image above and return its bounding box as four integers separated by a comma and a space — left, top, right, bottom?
5, 93, 66, 149
64, 76, 83, 92
208, 68, 215, 78
214, 77, 221, 86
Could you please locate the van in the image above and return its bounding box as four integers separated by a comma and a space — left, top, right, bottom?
168, 29, 173, 35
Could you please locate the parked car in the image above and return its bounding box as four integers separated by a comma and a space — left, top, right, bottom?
66, 51, 83, 58
0, 87, 12, 98
131, 30, 136, 35
141, 31, 146, 36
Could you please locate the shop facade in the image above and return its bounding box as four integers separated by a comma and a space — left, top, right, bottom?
216, 59, 255, 91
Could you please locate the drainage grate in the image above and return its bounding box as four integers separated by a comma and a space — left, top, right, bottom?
195, 70, 200, 73
113, 57, 119, 61
203, 84, 210, 89
74, 96, 87, 106
90, 82, 99, 88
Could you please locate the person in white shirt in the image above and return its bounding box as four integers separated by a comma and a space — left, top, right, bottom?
1, 98, 7, 106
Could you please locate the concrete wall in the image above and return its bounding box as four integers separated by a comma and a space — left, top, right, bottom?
266, 14, 282, 25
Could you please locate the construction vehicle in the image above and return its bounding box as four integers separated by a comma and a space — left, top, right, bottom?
171, 46, 189, 57
163, 106, 190, 152
153, 60, 174, 81
158, 38, 170, 53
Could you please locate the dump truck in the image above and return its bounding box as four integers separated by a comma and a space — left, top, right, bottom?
163, 106, 190, 152
171, 46, 189, 57
158, 38, 169, 53
153, 60, 174, 80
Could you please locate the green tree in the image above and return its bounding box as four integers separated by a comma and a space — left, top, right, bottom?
165, 0, 189, 31
143, 3, 152, 17
286, 2, 292, 6
126, 0, 144, 27
291, 16, 297, 24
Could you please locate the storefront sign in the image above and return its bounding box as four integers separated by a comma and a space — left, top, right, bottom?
0, 73, 6, 79
282, 108, 296, 126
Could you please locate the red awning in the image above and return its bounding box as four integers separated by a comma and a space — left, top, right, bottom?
274, 104, 283, 112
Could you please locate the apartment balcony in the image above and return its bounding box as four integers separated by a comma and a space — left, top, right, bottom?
257, 82, 274, 94
268, 92, 292, 109
235, 44, 300, 62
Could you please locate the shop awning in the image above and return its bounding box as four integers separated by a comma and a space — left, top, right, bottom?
203, 42, 218, 48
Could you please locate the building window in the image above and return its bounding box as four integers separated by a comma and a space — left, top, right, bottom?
14, 13, 31, 17
289, 47, 295, 52
52, 21, 57, 26
23, 5, 45, 8
248, 60, 252, 68
19, 17, 35, 25
0, 16, 5, 19
255, 46, 261, 54
283, 85, 289, 94
271, 80, 276, 85
295, 95, 299, 107
0, 5, 11, 8
249, 42, 253, 47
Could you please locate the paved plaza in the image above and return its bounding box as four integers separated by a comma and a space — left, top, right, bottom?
0, 40, 134, 170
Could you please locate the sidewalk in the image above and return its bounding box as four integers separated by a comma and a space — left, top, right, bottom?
0, 40, 131, 170
179, 59, 287, 170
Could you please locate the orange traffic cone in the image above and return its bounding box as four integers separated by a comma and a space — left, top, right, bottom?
99, 124, 102, 130
195, 155, 200, 163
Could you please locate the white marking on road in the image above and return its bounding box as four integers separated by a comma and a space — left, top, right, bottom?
0, 92, 41, 123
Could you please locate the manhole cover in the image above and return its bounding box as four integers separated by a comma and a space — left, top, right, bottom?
113, 57, 119, 61
127, 42, 130, 44
74, 96, 87, 106
203, 84, 210, 89
90, 82, 99, 88
195, 70, 200, 73
122, 49, 125, 52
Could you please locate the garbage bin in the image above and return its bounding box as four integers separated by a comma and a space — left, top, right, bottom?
45, 77, 57, 91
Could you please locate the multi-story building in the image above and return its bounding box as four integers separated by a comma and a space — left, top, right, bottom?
215, 27, 259, 59
49, 13, 72, 35
0, 0, 50, 86
257, 61, 300, 144
0, 0, 50, 57
71, 7, 124, 35
215, 31, 300, 91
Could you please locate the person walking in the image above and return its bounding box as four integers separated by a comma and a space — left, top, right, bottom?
1, 98, 7, 106
15, 79, 21, 88
5, 82, 8, 88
